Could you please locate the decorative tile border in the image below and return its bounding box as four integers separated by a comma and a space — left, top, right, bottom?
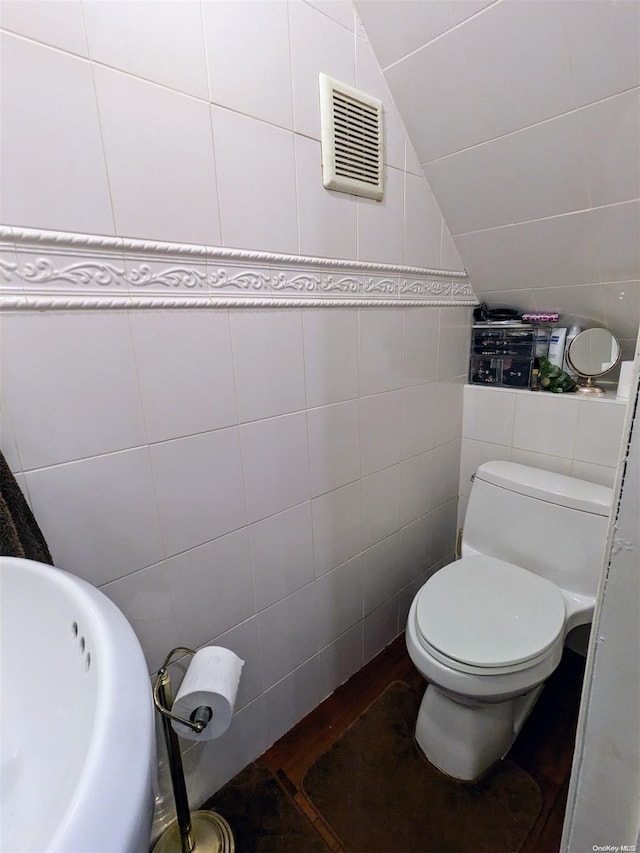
0, 226, 476, 310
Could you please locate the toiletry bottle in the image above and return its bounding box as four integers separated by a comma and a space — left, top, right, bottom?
530, 357, 540, 390
547, 328, 567, 368
563, 325, 581, 374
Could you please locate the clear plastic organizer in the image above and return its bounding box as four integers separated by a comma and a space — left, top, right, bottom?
469, 323, 551, 389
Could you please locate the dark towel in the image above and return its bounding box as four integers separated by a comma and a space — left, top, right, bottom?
0, 449, 53, 564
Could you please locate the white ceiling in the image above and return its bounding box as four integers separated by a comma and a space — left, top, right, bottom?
355, 0, 640, 351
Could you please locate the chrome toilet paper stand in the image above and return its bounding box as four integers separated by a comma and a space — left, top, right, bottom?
152, 646, 235, 853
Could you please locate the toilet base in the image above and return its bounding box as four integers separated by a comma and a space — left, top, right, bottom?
415, 683, 544, 782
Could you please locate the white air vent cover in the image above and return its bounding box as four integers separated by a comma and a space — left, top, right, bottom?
319, 73, 383, 201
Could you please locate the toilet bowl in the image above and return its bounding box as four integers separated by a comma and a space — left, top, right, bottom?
406, 461, 613, 782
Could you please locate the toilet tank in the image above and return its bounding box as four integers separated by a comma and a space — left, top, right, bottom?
462, 461, 613, 600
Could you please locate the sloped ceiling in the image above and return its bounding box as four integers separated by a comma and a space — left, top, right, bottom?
355, 0, 640, 354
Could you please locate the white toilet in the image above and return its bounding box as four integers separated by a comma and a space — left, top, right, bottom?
406, 460, 613, 782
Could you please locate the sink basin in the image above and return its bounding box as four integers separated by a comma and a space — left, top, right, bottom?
0, 557, 156, 852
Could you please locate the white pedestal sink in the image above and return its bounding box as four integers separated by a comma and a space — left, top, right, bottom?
0, 557, 156, 853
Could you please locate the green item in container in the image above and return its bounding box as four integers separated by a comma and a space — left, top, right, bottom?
538, 356, 577, 393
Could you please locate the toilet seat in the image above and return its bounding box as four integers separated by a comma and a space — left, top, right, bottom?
415, 556, 566, 676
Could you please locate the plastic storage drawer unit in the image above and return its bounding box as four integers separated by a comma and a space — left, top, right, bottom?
469, 323, 551, 389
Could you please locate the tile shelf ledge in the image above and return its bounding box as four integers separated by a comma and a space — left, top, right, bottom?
0, 225, 476, 311
465, 384, 627, 405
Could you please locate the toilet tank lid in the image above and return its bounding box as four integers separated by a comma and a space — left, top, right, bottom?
475, 461, 613, 516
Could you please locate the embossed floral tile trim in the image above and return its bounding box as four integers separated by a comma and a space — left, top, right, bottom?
0, 226, 476, 309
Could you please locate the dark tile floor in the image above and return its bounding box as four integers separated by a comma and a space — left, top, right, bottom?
205, 635, 585, 852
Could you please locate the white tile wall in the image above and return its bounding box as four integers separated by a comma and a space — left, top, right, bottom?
0, 32, 114, 234
84, 0, 209, 99
0, 0, 471, 835
0, 0, 459, 270
93, 66, 220, 245
3, 304, 467, 821
460, 386, 628, 519
357, 0, 640, 345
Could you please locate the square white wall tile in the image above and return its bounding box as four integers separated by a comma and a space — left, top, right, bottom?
437, 308, 471, 380
240, 412, 310, 523
1, 0, 88, 55
1, 312, 145, 469
397, 574, 427, 633
579, 89, 640, 209
26, 449, 164, 587
361, 464, 401, 550
0, 410, 22, 474
400, 451, 434, 526
102, 561, 179, 674
602, 281, 640, 342
130, 311, 237, 443
183, 696, 270, 801
312, 481, 362, 577
289, 0, 355, 140
203, 0, 292, 128
510, 448, 573, 477
362, 531, 400, 615
559, 0, 640, 108
357, 167, 405, 265
429, 497, 458, 564
212, 107, 298, 254
574, 400, 626, 469
303, 309, 359, 407
249, 502, 314, 611
454, 208, 603, 291
399, 515, 434, 586
306, 0, 355, 31
383, 27, 481, 162
164, 530, 255, 650
404, 175, 442, 268
360, 391, 402, 476
149, 428, 247, 557
229, 310, 305, 423
84, 0, 208, 98
454, 1, 576, 147
402, 308, 439, 388
363, 596, 399, 664
432, 439, 461, 508
440, 223, 465, 272
264, 656, 320, 746
0, 34, 113, 234
316, 555, 363, 649
359, 309, 403, 396
294, 136, 358, 260
433, 378, 464, 448
459, 439, 512, 499
425, 109, 591, 236
570, 460, 617, 489
307, 400, 361, 496
317, 623, 363, 701
258, 583, 318, 689
513, 393, 580, 458
354, 0, 454, 71
211, 617, 263, 711
593, 201, 640, 286
401, 383, 436, 459
93, 67, 220, 245
463, 385, 516, 446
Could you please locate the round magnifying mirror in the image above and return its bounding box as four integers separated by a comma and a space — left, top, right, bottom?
566, 328, 621, 395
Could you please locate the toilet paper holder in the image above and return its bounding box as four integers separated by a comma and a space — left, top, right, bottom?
152, 646, 235, 853
153, 646, 213, 735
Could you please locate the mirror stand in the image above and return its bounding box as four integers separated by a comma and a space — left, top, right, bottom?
573, 375, 606, 396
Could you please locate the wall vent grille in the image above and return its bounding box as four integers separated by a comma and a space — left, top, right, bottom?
319, 73, 384, 201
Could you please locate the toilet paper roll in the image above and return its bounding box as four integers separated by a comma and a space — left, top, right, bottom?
616, 360, 634, 400
171, 646, 244, 742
